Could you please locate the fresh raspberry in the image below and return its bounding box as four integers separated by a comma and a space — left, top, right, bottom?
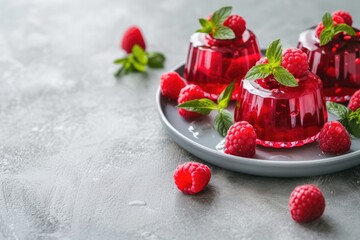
121, 26, 146, 54
318, 121, 351, 154
332, 10, 353, 26
256, 57, 268, 65
281, 48, 309, 78
223, 15, 246, 39
348, 89, 360, 111
315, 15, 345, 38
160, 72, 186, 100
315, 23, 325, 39
178, 84, 205, 119
224, 121, 257, 157
173, 162, 211, 195
289, 184, 326, 223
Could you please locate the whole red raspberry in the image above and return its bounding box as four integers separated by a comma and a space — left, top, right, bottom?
256, 57, 268, 65
174, 162, 211, 195
289, 184, 326, 223
224, 121, 256, 157
281, 48, 309, 78
332, 10, 353, 26
178, 84, 205, 119
121, 26, 146, 54
348, 89, 360, 111
315, 23, 325, 39
223, 15, 246, 39
160, 72, 186, 100
316, 15, 345, 38
318, 121, 351, 154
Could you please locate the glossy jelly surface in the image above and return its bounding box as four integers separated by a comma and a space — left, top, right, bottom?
234, 72, 328, 148
298, 28, 360, 102
184, 31, 261, 99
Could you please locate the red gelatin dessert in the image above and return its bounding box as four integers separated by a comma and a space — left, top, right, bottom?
184, 7, 261, 100
297, 10, 360, 102
234, 40, 328, 148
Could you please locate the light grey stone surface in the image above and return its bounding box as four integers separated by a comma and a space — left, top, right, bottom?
1, 0, 360, 239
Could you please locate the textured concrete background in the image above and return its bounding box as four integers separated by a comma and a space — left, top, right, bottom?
1, 0, 360, 239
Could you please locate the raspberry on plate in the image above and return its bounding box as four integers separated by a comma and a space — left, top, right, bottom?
173, 162, 211, 195
318, 121, 351, 154
177, 84, 206, 119
224, 121, 256, 157
332, 10, 353, 26
281, 48, 308, 78
348, 89, 360, 111
160, 72, 186, 100
121, 26, 146, 53
289, 184, 326, 223
223, 15, 246, 39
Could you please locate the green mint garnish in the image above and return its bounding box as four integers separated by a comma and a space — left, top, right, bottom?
245, 39, 298, 87
177, 81, 235, 137
114, 45, 165, 78
196, 6, 235, 40
326, 101, 360, 137
319, 12, 356, 46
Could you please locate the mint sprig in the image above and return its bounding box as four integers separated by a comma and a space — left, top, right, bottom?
244, 39, 298, 87
114, 45, 165, 78
326, 101, 360, 137
177, 82, 235, 137
319, 12, 356, 46
196, 6, 235, 40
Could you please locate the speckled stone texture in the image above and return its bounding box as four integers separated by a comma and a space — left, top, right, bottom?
1, 0, 360, 239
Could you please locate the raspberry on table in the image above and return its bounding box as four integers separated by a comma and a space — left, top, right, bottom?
289, 184, 326, 223
173, 162, 211, 195
281, 48, 309, 78
318, 121, 351, 154
224, 121, 257, 158
160, 72, 186, 100
332, 10, 352, 26
223, 15, 246, 39
178, 84, 206, 119
121, 26, 146, 54
348, 89, 360, 111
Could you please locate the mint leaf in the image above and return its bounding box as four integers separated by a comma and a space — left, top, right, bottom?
147, 52, 165, 68
214, 109, 233, 137
114, 65, 125, 77
213, 26, 235, 40
245, 64, 272, 81
132, 45, 148, 65
114, 57, 128, 64
218, 81, 235, 110
320, 28, 334, 46
198, 18, 213, 33
322, 12, 333, 28
211, 6, 232, 27
334, 24, 356, 36
266, 39, 282, 67
273, 66, 298, 87
348, 109, 360, 137
177, 98, 217, 115
131, 58, 147, 72
326, 101, 351, 119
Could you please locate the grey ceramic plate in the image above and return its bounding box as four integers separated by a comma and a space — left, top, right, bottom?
156, 65, 360, 177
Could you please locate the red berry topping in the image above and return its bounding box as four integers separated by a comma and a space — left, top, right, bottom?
348, 89, 360, 111
178, 84, 205, 119
160, 72, 186, 100
121, 26, 146, 54
332, 10, 353, 26
281, 48, 308, 78
223, 15, 246, 39
318, 121, 351, 154
224, 121, 256, 158
174, 162, 211, 195
316, 15, 345, 38
315, 23, 325, 39
256, 57, 269, 65
289, 184, 326, 223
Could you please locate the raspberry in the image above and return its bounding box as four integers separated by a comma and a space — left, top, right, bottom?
289, 184, 326, 223
256, 57, 268, 65
318, 121, 351, 154
281, 48, 309, 78
224, 121, 257, 157
173, 162, 211, 194
121, 26, 146, 54
315, 23, 325, 39
223, 15, 246, 39
160, 72, 186, 100
348, 89, 360, 111
332, 10, 353, 26
178, 84, 205, 119
316, 15, 345, 38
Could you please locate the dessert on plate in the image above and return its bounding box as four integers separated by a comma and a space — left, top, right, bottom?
297, 10, 360, 102
234, 40, 328, 148
184, 6, 261, 99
